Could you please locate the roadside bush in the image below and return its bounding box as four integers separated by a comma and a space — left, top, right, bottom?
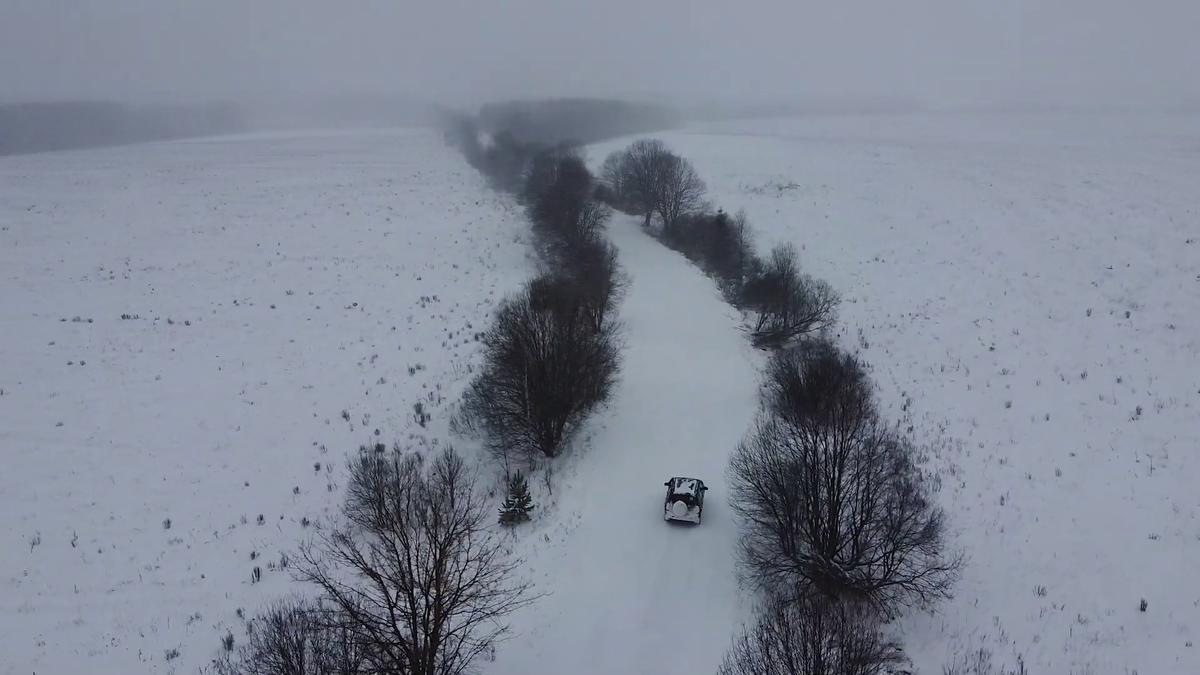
299, 448, 533, 675
660, 208, 756, 298
522, 146, 590, 218
522, 147, 612, 272
459, 276, 621, 466
476, 130, 544, 193
568, 236, 625, 334
718, 593, 900, 675
740, 244, 838, 347
221, 597, 366, 675
729, 342, 958, 613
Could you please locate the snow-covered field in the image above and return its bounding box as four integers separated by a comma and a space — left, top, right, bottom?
2, 113, 1198, 675
591, 112, 1200, 674
0, 129, 532, 674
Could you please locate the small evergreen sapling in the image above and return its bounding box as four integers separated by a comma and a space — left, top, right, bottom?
498, 472, 535, 525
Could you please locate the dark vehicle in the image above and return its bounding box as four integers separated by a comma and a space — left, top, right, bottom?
663, 477, 707, 524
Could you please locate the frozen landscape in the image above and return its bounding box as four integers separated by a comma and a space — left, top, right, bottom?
0, 128, 533, 674
3, 111, 1200, 675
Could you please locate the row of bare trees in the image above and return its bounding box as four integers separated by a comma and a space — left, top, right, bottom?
456, 142, 624, 471
722, 342, 959, 674
599, 140, 838, 347
597, 139, 957, 672
732, 342, 960, 610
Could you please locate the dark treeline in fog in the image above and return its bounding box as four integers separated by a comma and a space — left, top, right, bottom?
0, 101, 245, 156
476, 98, 680, 145
440, 98, 682, 194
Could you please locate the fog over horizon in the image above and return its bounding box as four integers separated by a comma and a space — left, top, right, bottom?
2, 0, 1199, 112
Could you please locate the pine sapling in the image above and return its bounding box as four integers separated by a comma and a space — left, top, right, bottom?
498, 472, 535, 525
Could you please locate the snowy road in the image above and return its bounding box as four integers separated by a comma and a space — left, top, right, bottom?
489, 214, 761, 674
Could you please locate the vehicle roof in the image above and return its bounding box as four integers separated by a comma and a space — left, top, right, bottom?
668, 477, 705, 495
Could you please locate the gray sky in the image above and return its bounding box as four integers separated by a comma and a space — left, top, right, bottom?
2, 0, 1197, 109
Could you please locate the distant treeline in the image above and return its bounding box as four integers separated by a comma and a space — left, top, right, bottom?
475, 98, 680, 145
0, 101, 245, 155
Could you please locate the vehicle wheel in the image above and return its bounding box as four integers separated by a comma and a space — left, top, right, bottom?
669, 500, 689, 519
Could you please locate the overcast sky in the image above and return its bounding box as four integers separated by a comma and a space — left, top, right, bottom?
2, 0, 1197, 109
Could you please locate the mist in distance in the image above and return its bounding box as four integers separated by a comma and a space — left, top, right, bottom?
1, 0, 1197, 148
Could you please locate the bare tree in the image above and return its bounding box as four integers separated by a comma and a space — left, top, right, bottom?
459, 279, 621, 465
602, 139, 671, 227
598, 151, 629, 210
651, 153, 706, 234
718, 593, 901, 675
299, 448, 534, 675
741, 244, 838, 347
729, 343, 959, 614
569, 237, 625, 334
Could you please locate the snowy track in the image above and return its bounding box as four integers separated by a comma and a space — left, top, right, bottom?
490, 214, 760, 674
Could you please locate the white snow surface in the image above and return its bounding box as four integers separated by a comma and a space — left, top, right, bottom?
3, 113, 1199, 675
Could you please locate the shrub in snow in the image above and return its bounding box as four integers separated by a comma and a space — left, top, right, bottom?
459, 276, 621, 465
217, 597, 367, 675
413, 401, 429, 428
729, 342, 959, 613
523, 148, 592, 228
660, 209, 757, 297
740, 244, 839, 348
567, 236, 625, 334
717, 593, 900, 675
498, 472, 535, 525
942, 647, 1028, 675
298, 447, 533, 675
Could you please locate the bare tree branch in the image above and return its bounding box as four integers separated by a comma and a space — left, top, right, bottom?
718, 593, 902, 675
298, 448, 535, 675
729, 342, 960, 614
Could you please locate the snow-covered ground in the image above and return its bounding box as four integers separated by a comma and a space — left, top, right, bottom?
3, 113, 1198, 675
0, 128, 532, 674
592, 112, 1200, 674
